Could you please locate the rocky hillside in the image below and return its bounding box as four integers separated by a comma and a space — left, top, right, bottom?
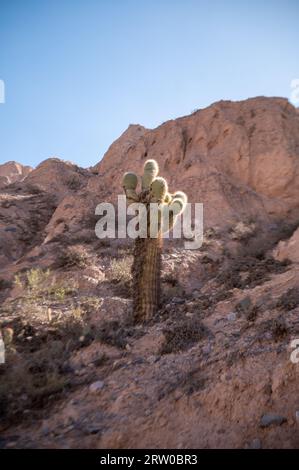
0, 97, 299, 449
93, 96, 299, 227
0, 161, 32, 189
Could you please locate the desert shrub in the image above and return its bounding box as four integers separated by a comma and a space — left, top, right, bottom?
235, 296, 258, 322
216, 254, 290, 292
276, 288, 299, 311
95, 320, 129, 349
0, 346, 69, 423
56, 245, 90, 269
107, 257, 133, 284
27, 268, 50, 292
0, 279, 12, 290
271, 316, 288, 340
230, 221, 256, 241
48, 285, 76, 301
13, 268, 78, 308
160, 317, 208, 354
80, 296, 102, 312
14, 268, 50, 294
66, 175, 82, 190
95, 318, 141, 349
56, 306, 87, 341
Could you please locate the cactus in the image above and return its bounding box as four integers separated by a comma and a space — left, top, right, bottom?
122, 172, 139, 202
172, 190, 188, 204
142, 159, 159, 190
150, 176, 168, 202
122, 172, 138, 190
163, 193, 172, 204
123, 159, 187, 322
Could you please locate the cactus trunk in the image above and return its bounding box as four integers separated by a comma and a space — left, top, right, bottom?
132, 205, 162, 322
123, 159, 187, 323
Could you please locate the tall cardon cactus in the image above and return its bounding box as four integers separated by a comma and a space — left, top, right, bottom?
122, 159, 187, 322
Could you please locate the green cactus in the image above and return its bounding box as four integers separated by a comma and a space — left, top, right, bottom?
122, 172, 139, 202
141, 159, 159, 190
123, 159, 187, 322
150, 176, 168, 202
122, 172, 138, 190
172, 190, 188, 204
163, 193, 172, 204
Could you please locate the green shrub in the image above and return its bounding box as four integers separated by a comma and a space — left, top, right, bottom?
56, 245, 90, 269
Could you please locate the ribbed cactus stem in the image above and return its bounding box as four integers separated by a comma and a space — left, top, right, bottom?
123, 159, 187, 323
142, 159, 159, 190
132, 234, 162, 322
150, 177, 168, 202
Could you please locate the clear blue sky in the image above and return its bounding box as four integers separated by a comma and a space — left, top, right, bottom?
0, 0, 298, 168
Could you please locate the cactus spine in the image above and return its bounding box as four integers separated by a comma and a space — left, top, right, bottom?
123, 159, 187, 322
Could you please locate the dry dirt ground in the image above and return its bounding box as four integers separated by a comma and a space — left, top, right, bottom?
1, 228, 299, 449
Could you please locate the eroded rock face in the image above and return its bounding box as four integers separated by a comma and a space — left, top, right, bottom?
92, 97, 299, 228
23, 158, 90, 200
0, 192, 57, 269
0, 161, 32, 188
0, 158, 91, 268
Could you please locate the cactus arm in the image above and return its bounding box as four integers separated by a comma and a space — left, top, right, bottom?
141, 159, 159, 190
169, 198, 186, 216
172, 190, 188, 204
122, 172, 138, 190
124, 188, 139, 202
163, 193, 172, 205
150, 177, 168, 202
122, 172, 139, 202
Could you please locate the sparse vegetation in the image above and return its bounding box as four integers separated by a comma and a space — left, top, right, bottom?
95, 317, 143, 349
95, 319, 130, 349
66, 175, 82, 190
0, 294, 94, 426
27, 268, 51, 293
235, 296, 258, 322
0, 345, 70, 424
0, 279, 12, 290
230, 221, 256, 241
216, 253, 290, 293
160, 317, 208, 354
14, 268, 50, 293
107, 257, 133, 284
55, 245, 90, 269
276, 288, 299, 311
271, 316, 288, 340
14, 268, 78, 301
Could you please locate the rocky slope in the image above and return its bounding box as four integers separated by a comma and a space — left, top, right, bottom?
93, 96, 299, 227
0, 161, 32, 189
0, 96, 299, 449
